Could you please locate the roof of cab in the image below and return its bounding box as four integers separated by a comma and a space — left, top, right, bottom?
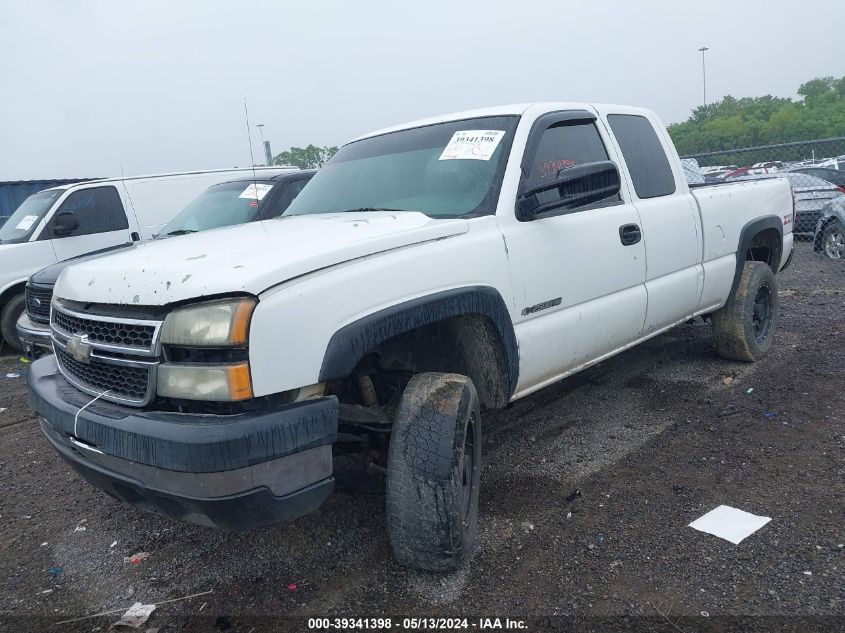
42, 166, 301, 192
214, 169, 319, 186
349, 102, 654, 145
350, 103, 537, 142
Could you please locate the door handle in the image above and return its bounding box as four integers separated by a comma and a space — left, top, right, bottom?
619, 223, 641, 246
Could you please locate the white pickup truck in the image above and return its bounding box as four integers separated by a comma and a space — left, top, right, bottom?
28, 103, 793, 571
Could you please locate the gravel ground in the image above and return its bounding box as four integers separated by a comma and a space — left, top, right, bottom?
0, 242, 843, 633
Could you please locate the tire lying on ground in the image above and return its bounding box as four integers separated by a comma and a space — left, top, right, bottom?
712, 261, 778, 362
0, 293, 25, 354
386, 372, 481, 572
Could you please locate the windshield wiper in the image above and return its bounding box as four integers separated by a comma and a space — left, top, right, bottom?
162, 229, 197, 236
339, 207, 406, 213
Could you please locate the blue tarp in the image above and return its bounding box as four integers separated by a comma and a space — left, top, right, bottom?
0, 179, 101, 226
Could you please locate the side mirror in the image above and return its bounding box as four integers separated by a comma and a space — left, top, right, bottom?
517, 160, 621, 221
52, 211, 79, 237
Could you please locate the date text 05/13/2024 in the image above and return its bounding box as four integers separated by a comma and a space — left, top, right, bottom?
307, 617, 528, 630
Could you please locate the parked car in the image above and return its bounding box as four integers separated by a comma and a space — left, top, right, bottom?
727, 172, 844, 235
786, 166, 845, 188
28, 102, 793, 571
16, 169, 315, 358
814, 197, 845, 259
0, 167, 296, 351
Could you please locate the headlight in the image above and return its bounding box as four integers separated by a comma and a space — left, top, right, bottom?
161, 298, 255, 346
158, 362, 252, 401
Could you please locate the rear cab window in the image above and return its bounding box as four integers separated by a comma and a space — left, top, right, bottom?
607, 114, 677, 199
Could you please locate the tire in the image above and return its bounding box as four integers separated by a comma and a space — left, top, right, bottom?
0, 293, 25, 354
820, 221, 844, 260
386, 372, 481, 572
712, 261, 778, 362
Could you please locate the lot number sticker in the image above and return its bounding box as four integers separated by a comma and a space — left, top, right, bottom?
15, 215, 39, 231
439, 130, 506, 161
238, 183, 274, 200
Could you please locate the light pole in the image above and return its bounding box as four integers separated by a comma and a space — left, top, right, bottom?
256, 124, 266, 165
698, 46, 709, 107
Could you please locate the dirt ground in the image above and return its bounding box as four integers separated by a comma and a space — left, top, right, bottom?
1, 242, 843, 633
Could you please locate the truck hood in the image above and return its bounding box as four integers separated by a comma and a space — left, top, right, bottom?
55, 212, 469, 305
30, 242, 134, 286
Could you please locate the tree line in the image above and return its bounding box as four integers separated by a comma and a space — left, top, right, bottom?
273, 144, 338, 169
272, 77, 845, 167
668, 76, 845, 157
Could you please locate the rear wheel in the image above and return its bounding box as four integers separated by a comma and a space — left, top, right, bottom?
712, 261, 778, 362
0, 293, 25, 353
821, 221, 844, 260
386, 372, 481, 571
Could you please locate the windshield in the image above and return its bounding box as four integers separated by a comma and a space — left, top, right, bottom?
157, 180, 274, 236
0, 189, 63, 243
284, 116, 518, 218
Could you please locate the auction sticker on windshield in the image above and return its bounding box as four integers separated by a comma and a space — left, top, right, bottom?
15, 215, 39, 231
439, 130, 505, 161
238, 183, 274, 200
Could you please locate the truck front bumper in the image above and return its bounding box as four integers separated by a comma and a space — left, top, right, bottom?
28, 356, 338, 530
16, 313, 52, 359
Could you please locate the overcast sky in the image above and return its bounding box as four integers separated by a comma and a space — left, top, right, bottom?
1, 0, 842, 180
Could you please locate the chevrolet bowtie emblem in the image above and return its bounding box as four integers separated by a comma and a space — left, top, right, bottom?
66, 333, 92, 364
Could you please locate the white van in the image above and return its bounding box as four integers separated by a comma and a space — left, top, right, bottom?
0, 167, 295, 351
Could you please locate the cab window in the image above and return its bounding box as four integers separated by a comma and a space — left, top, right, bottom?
45, 186, 128, 238
267, 179, 309, 218
526, 121, 619, 208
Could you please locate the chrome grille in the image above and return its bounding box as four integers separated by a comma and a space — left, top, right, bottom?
53, 309, 156, 350
25, 284, 53, 323
51, 301, 162, 407
55, 346, 152, 403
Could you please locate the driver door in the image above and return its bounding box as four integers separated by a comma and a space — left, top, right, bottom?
499, 111, 647, 395
43, 186, 133, 263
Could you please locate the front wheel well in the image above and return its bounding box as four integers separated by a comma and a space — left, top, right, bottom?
329, 314, 513, 412
368, 314, 511, 410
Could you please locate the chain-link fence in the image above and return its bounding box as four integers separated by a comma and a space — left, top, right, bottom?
682, 136, 845, 251
683, 137, 844, 320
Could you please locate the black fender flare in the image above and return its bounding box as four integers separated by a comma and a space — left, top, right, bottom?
318, 286, 519, 398
730, 216, 784, 297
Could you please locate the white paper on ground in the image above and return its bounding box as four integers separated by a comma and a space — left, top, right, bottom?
439, 130, 506, 161
688, 505, 771, 544
112, 602, 156, 628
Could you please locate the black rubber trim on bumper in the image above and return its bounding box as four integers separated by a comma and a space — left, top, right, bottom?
40, 419, 334, 530
28, 355, 338, 473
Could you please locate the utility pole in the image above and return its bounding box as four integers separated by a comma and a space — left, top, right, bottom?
698, 46, 709, 107
256, 124, 267, 165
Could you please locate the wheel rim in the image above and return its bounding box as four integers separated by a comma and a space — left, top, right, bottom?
824, 229, 844, 259
461, 414, 476, 521
752, 282, 773, 344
